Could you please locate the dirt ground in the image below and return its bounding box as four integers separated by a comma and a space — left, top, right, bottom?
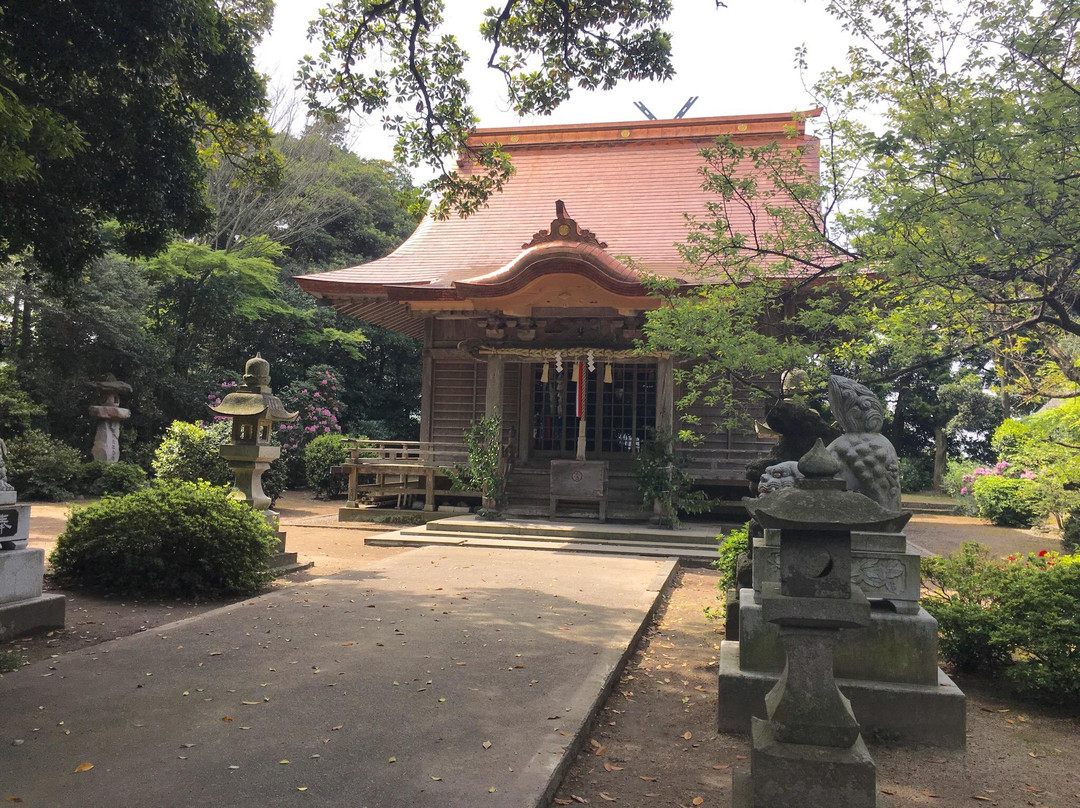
6, 495, 1080, 806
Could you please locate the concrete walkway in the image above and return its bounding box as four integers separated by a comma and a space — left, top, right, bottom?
0, 546, 676, 808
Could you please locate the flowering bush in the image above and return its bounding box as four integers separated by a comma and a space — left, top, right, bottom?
278, 366, 345, 486
923, 544, 1080, 703
952, 460, 1043, 527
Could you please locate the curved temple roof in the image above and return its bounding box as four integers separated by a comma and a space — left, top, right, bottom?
296, 110, 822, 336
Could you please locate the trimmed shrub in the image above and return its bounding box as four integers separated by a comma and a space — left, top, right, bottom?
49, 481, 276, 598
923, 543, 1080, 703
898, 456, 934, 493
305, 433, 348, 499
6, 429, 83, 501
152, 421, 231, 486
80, 460, 147, 496
972, 475, 1043, 528
922, 543, 1009, 673
714, 523, 750, 592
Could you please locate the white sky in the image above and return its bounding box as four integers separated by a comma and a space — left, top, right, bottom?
256, 0, 852, 176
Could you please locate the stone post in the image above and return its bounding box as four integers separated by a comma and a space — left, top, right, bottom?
733, 439, 907, 808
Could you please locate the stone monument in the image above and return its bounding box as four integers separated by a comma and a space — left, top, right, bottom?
733, 440, 894, 808
207, 355, 307, 572
0, 436, 66, 640
719, 376, 966, 748
88, 375, 132, 463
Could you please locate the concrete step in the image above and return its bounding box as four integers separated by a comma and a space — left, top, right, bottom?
365, 529, 720, 563
417, 514, 728, 545
400, 524, 720, 552
902, 500, 957, 515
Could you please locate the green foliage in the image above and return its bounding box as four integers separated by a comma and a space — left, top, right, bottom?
924, 544, 1080, 703
0, 363, 39, 436
301, 0, 678, 215
0, 649, 26, 673
49, 481, 275, 598
446, 416, 506, 516
898, 457, 934, 494
942, 459, 980, 516
5, 429, 83, 501
1062, 509, 1080, 554
714, 524, 750, 592
643, 0, 1080, 421
971, 476, 1044, 528
80, 461, 148, 496
304, 433, 349, 500
922, 544, 1013, 674
992, 400, 1080, 526
0, 0, 270, 285
152, 421, 232, 487
634, 428, 711, 528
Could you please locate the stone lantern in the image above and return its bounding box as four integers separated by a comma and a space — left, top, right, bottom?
207, 354, 298, 515
733, 439, 909, 808
88, 374, 132, 463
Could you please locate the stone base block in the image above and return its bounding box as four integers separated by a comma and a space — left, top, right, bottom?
0, 502, 30, 550
731, 718, 881, 808
737, 589, 941, 685
718, 640, 967, 748
0, 548, 45, 605
0, 593, 66, 640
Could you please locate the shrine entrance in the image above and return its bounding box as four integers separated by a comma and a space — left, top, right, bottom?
530, 362, 657, 458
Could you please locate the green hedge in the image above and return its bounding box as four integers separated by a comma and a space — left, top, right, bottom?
923, 543, 1080, 703
49, 481, 276, 598
304, 433, 349, 499
80, 460, 147, 496
971, 475, 1043, 527
6, 429, 83, 501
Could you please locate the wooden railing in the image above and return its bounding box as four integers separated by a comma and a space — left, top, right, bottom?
334, 438, 514, 512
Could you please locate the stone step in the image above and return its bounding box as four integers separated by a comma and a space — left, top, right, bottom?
401, 524, 721, 552
365, 529, 720, 563
901, 500, 957, 515
416, 514, 728, 545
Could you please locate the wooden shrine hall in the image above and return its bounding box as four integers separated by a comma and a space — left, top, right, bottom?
296, 111, 819, 518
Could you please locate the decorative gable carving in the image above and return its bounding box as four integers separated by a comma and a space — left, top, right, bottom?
522, 200, 608, 250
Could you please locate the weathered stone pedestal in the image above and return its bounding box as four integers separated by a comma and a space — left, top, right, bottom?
719, 524, 967, 747
0, 548, 66, 640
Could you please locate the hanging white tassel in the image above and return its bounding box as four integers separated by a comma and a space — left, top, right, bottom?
540, 361, 549, 383
555, 351, 563, 373
571, 362, 580, 383
604, 363, 613, 384
586, 350, 595, 373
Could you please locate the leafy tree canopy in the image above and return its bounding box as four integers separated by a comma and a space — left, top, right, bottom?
645, 0, 1080, 427
0, 0, 271, 286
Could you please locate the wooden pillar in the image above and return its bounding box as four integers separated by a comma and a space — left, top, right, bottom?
419, 319, 435, 443
656, 356, 675, 435
485, 355, 505, 420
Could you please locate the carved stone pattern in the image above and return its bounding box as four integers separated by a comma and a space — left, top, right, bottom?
850, 557, 906, 595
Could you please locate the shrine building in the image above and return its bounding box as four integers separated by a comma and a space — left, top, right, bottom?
296, 110, 820, 518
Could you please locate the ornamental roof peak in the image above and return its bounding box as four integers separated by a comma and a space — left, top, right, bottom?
522, 200, 607, 250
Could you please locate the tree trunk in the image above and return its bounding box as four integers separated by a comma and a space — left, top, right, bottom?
932, 425, 948, 492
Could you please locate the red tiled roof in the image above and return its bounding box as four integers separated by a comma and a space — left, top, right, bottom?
296, 110, 821, 306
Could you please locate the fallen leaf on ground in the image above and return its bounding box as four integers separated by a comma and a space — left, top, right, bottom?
222, 716, 234, 722
972, 797, 992, 802
594, 745, 608, 756
297, 787, 308, 792
331, 725, 343, 731
489, 787, 497, 793
74, 763, 94, 773
604, 762, 623, 772
693, 798, 704, 806
712, 765, 729, 770
682, 732, 692, 740
482, 741, 492, 750
241, 701, 259, 706
599, 793, 616, 802
279, 760, 290, 764
571, 798, 587, 805
640, 776, 657, 782
388, 757, 397, 763
554, 800, 572, 806
430, 775, 442, 781
922, 791, 941, 798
